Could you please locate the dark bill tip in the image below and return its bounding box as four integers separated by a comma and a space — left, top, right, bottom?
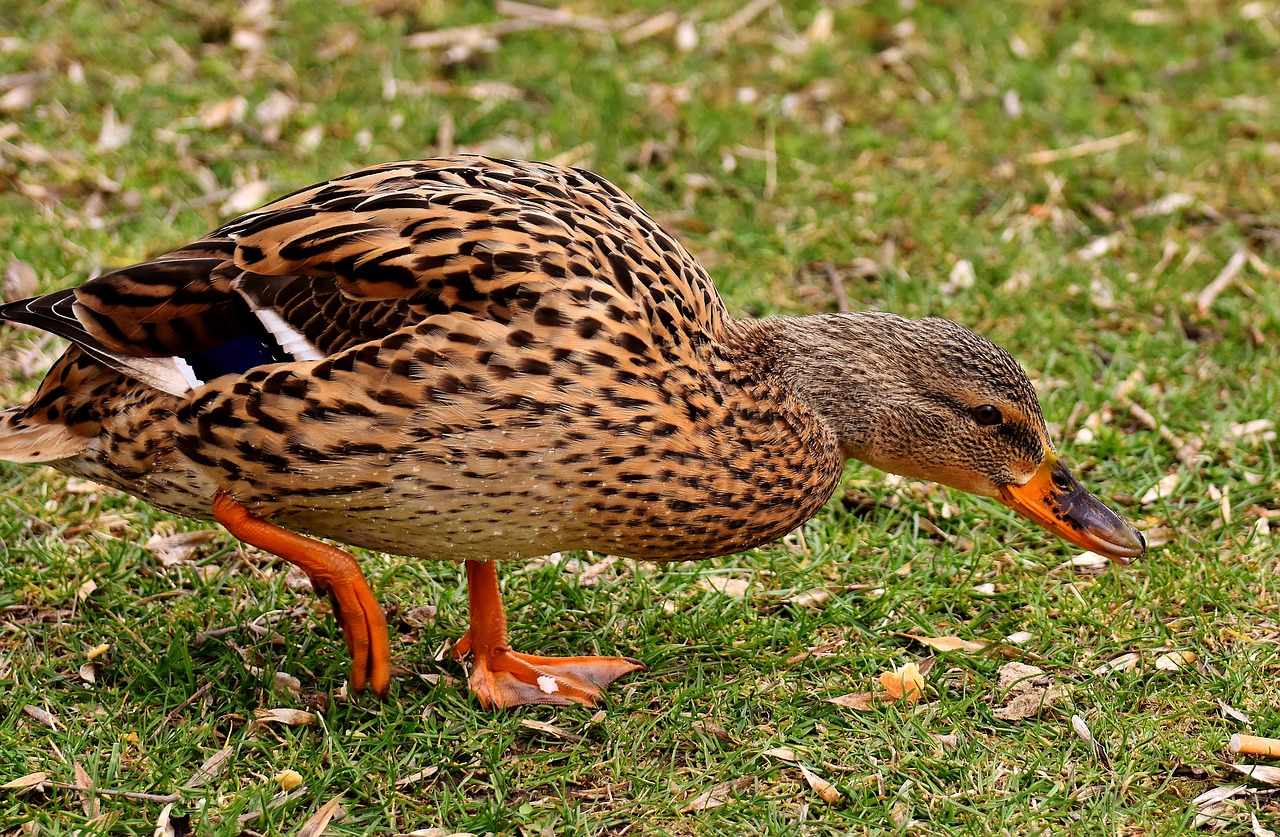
998, 453, 1147, 562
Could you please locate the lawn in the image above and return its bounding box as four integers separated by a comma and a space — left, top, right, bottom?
1, 1, 1279, 834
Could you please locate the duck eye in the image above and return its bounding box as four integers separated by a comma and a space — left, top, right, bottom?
973, 405, 1003, 426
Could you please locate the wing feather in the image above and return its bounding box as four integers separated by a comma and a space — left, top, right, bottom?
4, 156, 729, 396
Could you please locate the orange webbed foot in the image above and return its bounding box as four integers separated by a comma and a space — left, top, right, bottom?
456, 559, 643, 709
454, 632, 642, 708
212, 492, 391, 696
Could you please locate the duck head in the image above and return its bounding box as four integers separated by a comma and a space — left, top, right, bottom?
777, 312, 1145, 561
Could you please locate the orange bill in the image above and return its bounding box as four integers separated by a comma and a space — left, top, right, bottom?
998, 452, 1146, 562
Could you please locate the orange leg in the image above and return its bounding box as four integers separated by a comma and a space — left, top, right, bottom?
453, 559, 643, 708
211, 492, 391, 697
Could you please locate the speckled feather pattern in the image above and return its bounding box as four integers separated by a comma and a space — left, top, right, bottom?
8, 157, 845, 562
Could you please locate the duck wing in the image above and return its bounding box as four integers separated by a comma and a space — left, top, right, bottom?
3, 156, 728, 396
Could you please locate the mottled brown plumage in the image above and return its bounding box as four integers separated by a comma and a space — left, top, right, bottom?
0, 156, 1144, 707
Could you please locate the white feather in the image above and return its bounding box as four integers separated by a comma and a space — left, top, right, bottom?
253, 308, 324, 361
172, 355, 204, 390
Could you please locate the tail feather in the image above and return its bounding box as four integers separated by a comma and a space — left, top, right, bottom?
0, 406, 90, 463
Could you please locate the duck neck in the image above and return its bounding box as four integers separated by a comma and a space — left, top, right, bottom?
741, 311, 920, 464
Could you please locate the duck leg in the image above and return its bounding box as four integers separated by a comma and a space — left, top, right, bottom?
453, 559, 643, 708
211, 492, 391, 696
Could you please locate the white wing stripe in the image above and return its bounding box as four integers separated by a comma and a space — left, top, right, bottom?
253, 307, 324, 361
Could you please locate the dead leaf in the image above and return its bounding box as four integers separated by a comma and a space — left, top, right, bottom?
79, 662, 100, 683
96, 105, 132, 152
1253, 814, 1279, 837
394, 766, 439, 788
297, 124, 324, 153
1139, 472, 1180, 505
77, 579, 98, 601
992, 663, 1064, 720
992, 690, 1062, 721
806, 7, 834, 43
2, 771, 47, 791
253, 707, 315, 726
930, 733, 959, 753
1067, 552, 1110, 574
1231, 764, 1280, 787
621, 10, 678, 44
200, 96, 247, 129
64, 477, 110, 495
0, 82, 38, 112
676, 18, 698, 51
184, 746, 233, 788
255, 91, 296, 141
4, 258, 38, 301
826, 691, 878, 711
941, 258, 975, 295
23, 704, 58, 730
1071, 715, 1111, 767
1134, 192, 1196, 218
519, 718, 586, 744
1022, 129, 1141, 165
575, 554, 623, 586
1193, 784, 1248, 828
763, 746, 799, 762
680, 777, 751, 813
1075, 234, 1119, 261
911, 635, 988, 654
1155, 650, 1196, 671
798, 764, 841, 804
1220, 701, 1253, 724
74, 761, 96, 817
997, 662, 1048, 691
221, 180, 271, 215
273, 671, 302, 697
699, 576, 751, 597
691, 720, 738, 744
879, 662, 924, 702
1093, 652, 1140, 675
783, 587, 831, 608
1227, 420, 1277, 445
151, 802, 192, 837
297, 794, 344, 837
145, 530, 218, 567
786, 639, 846, 664
153, 802, 177, 837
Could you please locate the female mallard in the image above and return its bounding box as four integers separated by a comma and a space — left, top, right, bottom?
0, 156, 1144, 708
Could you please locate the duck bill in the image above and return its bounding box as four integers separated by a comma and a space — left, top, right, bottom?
998, 452, 1146, 562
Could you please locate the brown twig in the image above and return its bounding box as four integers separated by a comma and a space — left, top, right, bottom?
620, 10, 678, 45
496, 0, 612, 32
1117, 394, 1204, 467
706, 0, 777, 42
48, 781, 180, 804
825, 263, 850, 312
1022, 130, 1142, 165
1195, 249, 1248, 316
162, 681, 215, 728
237, 786, 310, 825
193, 606, 310, 644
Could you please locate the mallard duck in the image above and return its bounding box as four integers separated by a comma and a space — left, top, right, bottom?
0, 156, 1144, 708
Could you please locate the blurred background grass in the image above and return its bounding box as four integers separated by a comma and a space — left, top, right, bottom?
1, 1, 1278, 834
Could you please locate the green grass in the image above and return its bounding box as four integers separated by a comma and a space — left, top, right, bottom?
2, 0, 1279, 834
